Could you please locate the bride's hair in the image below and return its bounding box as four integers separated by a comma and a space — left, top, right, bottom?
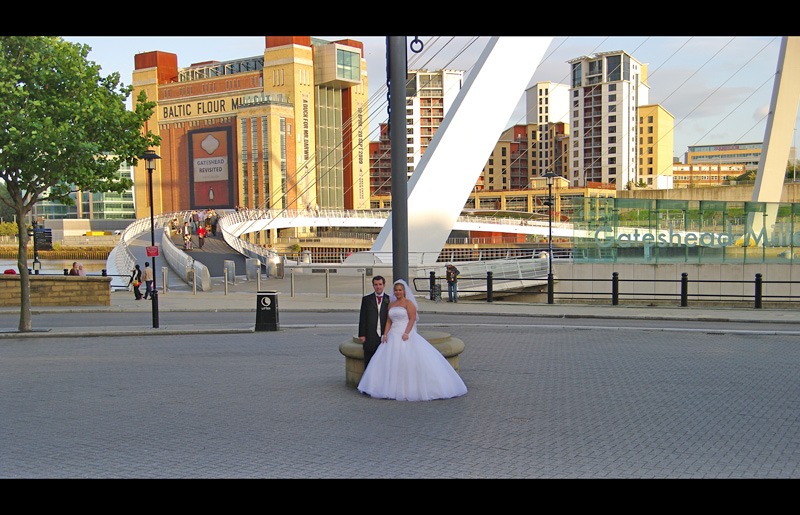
390, 279, 420, 321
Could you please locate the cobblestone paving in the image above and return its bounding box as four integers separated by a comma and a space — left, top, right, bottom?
2, 323, 799, 478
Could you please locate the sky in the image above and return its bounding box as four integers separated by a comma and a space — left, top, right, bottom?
62, 35, 798, 161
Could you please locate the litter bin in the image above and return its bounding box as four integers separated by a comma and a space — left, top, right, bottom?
256, 290, 279, 331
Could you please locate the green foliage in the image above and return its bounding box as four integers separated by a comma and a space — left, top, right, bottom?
733, 170, 758, 182
0, 36, 160, 331
0, 36, 160, 213
0, 220, 16, 236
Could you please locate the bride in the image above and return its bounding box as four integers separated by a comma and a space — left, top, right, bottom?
358, 279, 468, 401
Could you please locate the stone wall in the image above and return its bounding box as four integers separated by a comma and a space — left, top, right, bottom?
0, 275, 112, 307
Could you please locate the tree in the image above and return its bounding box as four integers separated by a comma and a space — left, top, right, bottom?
0, 36, 160, 331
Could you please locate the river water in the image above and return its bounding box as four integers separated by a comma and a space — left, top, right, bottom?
0, 259, 109, 275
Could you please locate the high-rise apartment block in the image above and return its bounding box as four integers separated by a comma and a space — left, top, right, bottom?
526, 81, 570, 180
638, 104, 674, 188
131, 36, 370, 218
480, 82, 570, 191
568, 50, 657, 189
368, 69, 464, 198
405, 69, 464, 174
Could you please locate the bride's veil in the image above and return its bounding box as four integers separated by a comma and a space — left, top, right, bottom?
390, 279, 420, 323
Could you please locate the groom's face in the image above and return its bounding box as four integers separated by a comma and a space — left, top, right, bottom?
373, 279, 385, 296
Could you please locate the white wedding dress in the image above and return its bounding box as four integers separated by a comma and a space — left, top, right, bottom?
358, 306, 468, 401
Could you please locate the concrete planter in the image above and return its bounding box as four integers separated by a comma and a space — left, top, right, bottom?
339, 330, 465, 388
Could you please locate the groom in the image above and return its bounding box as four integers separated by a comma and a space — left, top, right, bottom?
359, 275, 389, 369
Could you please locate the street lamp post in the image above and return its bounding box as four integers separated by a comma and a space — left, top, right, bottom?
142, 150, 161, 328
544, 172, 558, 304
31, 220, 41, 275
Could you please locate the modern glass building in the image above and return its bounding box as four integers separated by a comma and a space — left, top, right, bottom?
572, 197, 800, 264
31, 163, 136, 220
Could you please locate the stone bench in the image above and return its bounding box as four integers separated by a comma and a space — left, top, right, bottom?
338, 330, 465, 388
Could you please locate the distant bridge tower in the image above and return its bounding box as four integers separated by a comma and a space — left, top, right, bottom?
749, 37, 800, 239
753, 36, 800, 203
369, 37, 553, 264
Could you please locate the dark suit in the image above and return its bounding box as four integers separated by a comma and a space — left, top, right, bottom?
359, 292, 389, 369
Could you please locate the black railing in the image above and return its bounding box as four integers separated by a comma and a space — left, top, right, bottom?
553, 272, 798, 309
413, 271, 541, 304
414, 271, 799, 309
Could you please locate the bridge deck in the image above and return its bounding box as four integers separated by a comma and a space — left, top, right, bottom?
168, 230, 248, 278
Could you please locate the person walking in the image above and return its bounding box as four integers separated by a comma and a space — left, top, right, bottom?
183, 222, 192, 250
210, 210, 219, 236
142, 262, 154, 300
129, 264, 142, 300
197, 225, 206, 249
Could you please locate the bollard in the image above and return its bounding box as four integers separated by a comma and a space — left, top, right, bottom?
325, 269, 330, 298
755, 273, 763, 309
680, 272, 688, 307
547, 273, 554, 305
291, 269, 295, 297
223, 260, 235, 285
429, 271, 436, 301
224, 268, 228, 295
612, 272, 619, 305
486, 271, 493, 303
162, 267, 168, 294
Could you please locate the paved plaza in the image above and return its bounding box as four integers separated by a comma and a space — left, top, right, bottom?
2, 279, 800, 478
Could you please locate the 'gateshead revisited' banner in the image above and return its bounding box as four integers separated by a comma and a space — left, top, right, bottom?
189, 127, 234, 209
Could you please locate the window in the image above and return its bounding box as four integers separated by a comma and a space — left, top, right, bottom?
336, 49, 360, 81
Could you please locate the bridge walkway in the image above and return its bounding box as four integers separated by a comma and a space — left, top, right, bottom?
166, 229, 248, 278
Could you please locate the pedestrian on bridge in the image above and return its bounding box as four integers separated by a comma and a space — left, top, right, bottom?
183, 222, 192, 250
198, 225, 206, 249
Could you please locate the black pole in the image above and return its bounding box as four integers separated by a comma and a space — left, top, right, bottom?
148, 167, 159, 328
680, 272, 689, 307
547, 180, 554, 305
32, 221, 40, 275
388, 37, 408, 283
548, 181, 553, 276
487, 271, 493, 303
612, 272, 619, 305
755, 273, 763, 309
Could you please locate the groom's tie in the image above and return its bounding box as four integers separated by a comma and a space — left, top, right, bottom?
376, 295, 383, 335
